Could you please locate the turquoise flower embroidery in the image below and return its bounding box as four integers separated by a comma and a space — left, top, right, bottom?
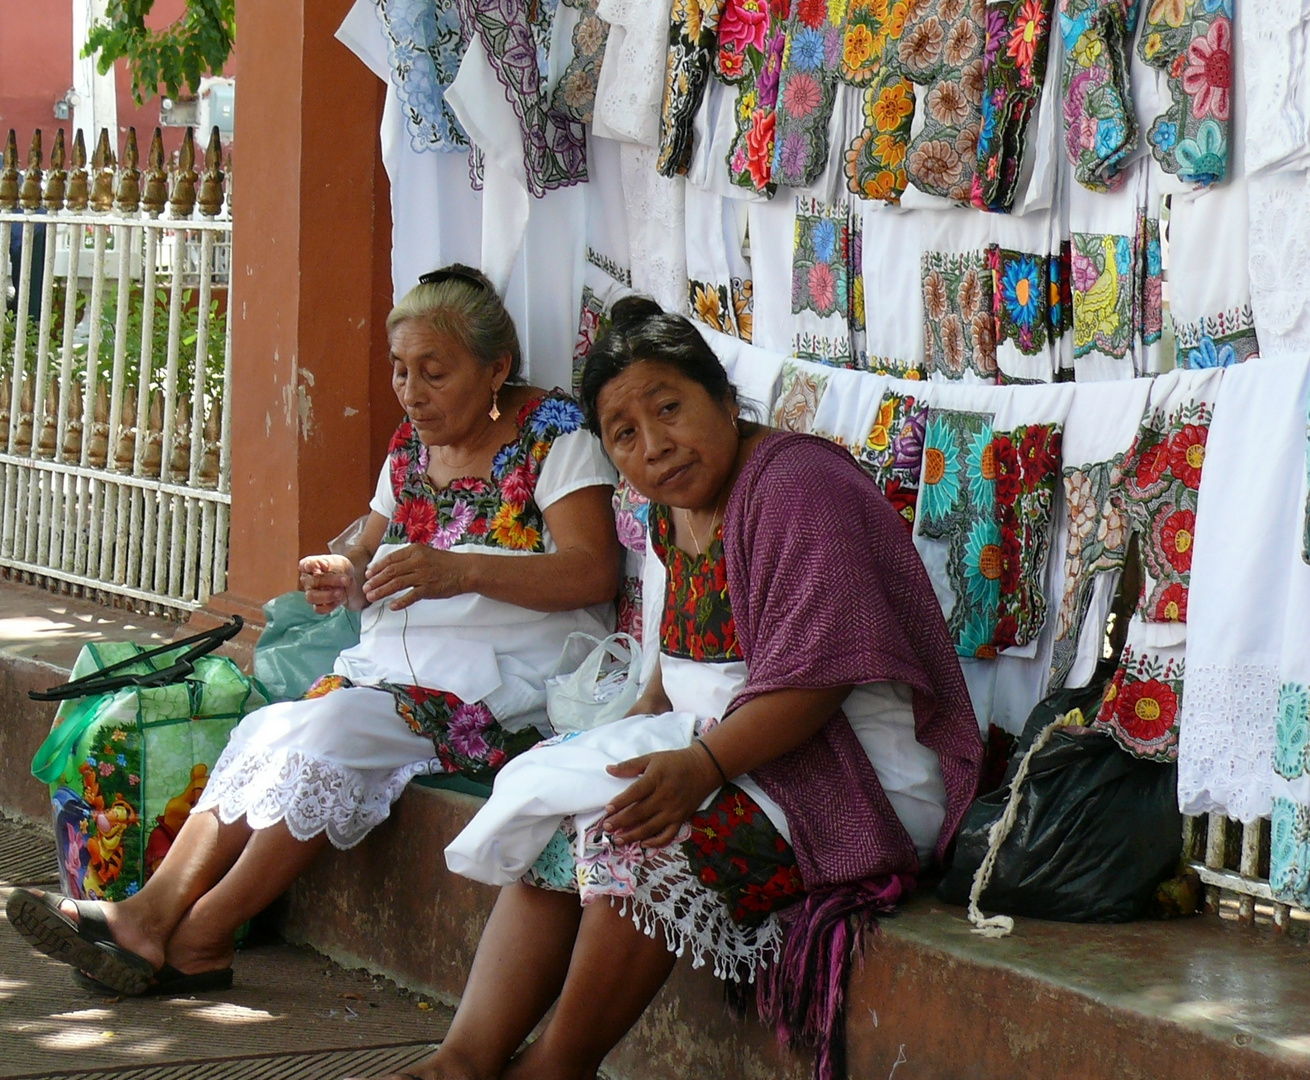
1001, 257, 1042, 330
919, 415, 962, 525
964, 425, 996, 506
954, 608, 999, 659
961, 516, 1002, 608
1274, 683, 1310, 780
531, 828, 579, 890
1271, 798, 1310, 905
1175, 119, 1227, 185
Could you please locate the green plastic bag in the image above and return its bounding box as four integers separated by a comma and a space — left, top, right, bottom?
253, 592, 361, 703
32, 640, 267, 902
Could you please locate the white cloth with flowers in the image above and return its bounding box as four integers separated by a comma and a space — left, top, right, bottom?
194, 419, 615, 850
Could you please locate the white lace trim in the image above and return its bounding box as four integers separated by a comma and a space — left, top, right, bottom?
594, 0, 671, 147
1242, 0, 1310, 175
621, 143, 689, 314
194, 744, 440, 850
1177, 661, 1279, 824
603, 853, 783, 981
1249, 169, 1310, 361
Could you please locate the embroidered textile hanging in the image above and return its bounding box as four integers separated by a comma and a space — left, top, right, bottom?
375, 0, 471, 151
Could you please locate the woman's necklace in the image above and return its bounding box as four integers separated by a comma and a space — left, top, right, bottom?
680, 505, 722, 556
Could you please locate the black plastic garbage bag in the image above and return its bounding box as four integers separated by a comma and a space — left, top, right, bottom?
936, 678, 1182, 923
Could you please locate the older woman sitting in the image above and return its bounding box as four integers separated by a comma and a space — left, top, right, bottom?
7, 265, 622, 997
374, 299, 983, 1080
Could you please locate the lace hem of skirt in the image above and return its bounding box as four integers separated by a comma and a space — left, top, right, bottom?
600, 852, 783, 982
193, 744, 441, 850
1177, 661, 1279, 824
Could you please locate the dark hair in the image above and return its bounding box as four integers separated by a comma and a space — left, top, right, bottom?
579, 297, 736, 436
388, 263, 522, 381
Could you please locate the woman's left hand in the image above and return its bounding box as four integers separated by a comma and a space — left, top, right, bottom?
602, 746, 722, 848
363, 544, 468, 610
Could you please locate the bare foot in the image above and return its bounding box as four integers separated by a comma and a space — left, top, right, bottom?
56, 896, 167, 971
162, 907, 236, 976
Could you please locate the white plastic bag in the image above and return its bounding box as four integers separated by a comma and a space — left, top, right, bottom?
545, 633, 643, 734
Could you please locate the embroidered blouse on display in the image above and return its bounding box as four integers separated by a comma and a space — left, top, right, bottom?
374, 0, 471, 151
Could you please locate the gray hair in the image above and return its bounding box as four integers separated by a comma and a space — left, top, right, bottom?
386, 264, 522, 381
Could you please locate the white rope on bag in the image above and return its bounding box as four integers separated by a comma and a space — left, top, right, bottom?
966, 717, 1066, 939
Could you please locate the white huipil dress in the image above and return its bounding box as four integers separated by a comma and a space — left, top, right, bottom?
445, 517, 947, 976
195, 405, 616, 849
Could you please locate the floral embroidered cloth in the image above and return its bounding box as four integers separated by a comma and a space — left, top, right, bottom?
717, 0, 792, 193
456, 0, 588, 195
658, 0, 728, 176
1138, 0, 1231, 188
771, 359, 833, 432
900, 0, 989, 202
650, 504, 741, 661
790, 197, 867, 367
856, 389, 928, 530
1093, 639, 1186, 761
1059, 0, 1139, 191
551, 0, 611, 124
974, 0, 1056, 211
374, 0, 471, 151
922, 250, 998, 380
305, 675, 538, 781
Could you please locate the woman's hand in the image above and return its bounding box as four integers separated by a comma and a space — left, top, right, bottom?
363, 544, 468, 610
298, 554, 364, 614
602, 745, 722, 848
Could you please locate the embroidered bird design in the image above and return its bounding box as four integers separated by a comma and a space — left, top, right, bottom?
1074, 235, 1123, 351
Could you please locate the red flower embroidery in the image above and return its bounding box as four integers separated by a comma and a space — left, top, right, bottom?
1154, 582, 1187, 622
992, 434, 1021, 504
1167, 423, 1207, 490
1158, 508, 1196, 573
1113, 678, 1179, 744
691, 821, 728, 857
1133, 438, 1171, 490
501, 463, 536, 506
1018, 425, 1059, 485
797, 0, 826, 27
395, 497, 437, 544
745, 109, 777, 189
389, 421, 414, 454
390, 450, 411, 494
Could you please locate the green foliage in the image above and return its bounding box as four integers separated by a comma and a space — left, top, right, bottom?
2, 283, 227, 407
83, 0, 235, 106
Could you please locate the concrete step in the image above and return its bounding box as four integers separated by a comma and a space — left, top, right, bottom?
5, 579, 1310, 1080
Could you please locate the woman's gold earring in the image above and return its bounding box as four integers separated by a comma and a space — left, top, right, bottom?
489, 388, 501, 422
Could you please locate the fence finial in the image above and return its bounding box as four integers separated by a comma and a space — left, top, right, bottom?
19, 130, 43, 211
142, 128, 168, 216
198, 126, 225, 217
141, 390, 163, 478
170, 127, 198, 218
38, 379, 59, 459
63, 381, 84, 460
198, 403, 222, 487
87, 382, 111, 468
44, 129, 67, 211
114, 386, 138, 471
170, 394, 193, 478
116, 126, 141, 213
90, 127, 116, 212
13, 377, 34, 454
67, 129, 89, 210
0, 130, 19, 211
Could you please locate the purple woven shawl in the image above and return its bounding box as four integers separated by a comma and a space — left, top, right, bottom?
722, 432, 982, 1079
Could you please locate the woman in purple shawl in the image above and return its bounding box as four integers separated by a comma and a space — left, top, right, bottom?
374, 301, 981, 1080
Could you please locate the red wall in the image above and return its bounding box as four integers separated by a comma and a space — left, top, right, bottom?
0, 0, 73, 141
0, 0, 231, 163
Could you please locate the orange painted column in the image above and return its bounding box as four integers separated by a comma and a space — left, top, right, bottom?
202, 0, 392, 637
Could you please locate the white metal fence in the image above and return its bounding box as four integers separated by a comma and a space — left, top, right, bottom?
0, 126, 231, 619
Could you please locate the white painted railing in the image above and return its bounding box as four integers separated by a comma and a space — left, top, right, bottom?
1185, 814, 1308, 934
0, 126, 231, 618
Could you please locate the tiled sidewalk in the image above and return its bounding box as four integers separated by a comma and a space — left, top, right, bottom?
0, 817, 450, 1080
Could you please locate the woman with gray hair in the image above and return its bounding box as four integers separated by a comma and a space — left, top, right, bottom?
8, 264, 622, 997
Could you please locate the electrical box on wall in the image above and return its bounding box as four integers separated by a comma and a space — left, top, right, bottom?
198, 77, 235, 141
